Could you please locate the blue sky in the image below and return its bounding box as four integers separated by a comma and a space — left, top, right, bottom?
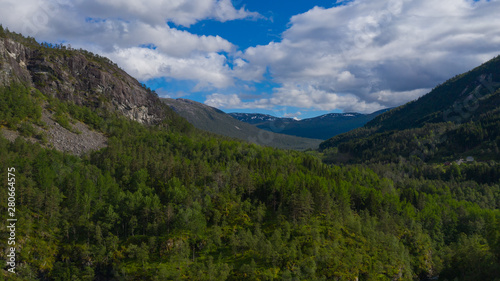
150, 0, 349, 118
177, 0, 341, 50
1, 0, 500, 118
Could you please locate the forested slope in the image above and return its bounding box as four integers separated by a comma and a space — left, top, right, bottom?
320, 55, 500, 164
2, 93, 500, 280
162, 98, 322, 150
0, 27, 499, 281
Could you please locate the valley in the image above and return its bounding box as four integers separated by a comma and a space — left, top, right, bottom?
0, 26, 499, 281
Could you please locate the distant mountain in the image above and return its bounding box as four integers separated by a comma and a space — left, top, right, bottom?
162, 98, 322, 150
228, 113, 290, 124
229, 109, 390, 140
320, 55, 500, 163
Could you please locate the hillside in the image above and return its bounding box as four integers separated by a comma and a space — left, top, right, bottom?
228, 113, 285, 125
231, 109, 390, 140
0, 28, 191, 154
162, 98, 322, 150
366, 55, 500, 131
0, 31, 172, 125
1, 27, 500, 281
320, 55, 500, 164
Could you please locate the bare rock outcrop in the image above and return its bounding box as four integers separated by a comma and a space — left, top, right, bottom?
0, 110, 107, 156
0, 37, 165, 125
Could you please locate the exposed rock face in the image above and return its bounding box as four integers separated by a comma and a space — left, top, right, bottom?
0, 110, 107, 156
0, 37, 165, 124
40, 111, 107, 155
0, 39, 33, 85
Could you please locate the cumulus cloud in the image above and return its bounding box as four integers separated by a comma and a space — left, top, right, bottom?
204, 83, 385, 113
105, 47, 233, 88
0, 0, 258, 89
1, 0, 499, 113
283, 112, 302, 118
205, 93, 272, 109
75, 0, 260, 27
238, 0, 500, 112
269, 83, 385, 113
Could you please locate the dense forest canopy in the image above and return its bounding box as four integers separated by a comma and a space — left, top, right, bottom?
0, 26, 499, 281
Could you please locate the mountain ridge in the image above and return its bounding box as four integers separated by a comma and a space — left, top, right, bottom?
0, 28, 192, 154
366, 55, 500, 131
0, 30, 171, 125
320, 55, 500, 163
230, 109, 390, 140
162, 98, 322, 150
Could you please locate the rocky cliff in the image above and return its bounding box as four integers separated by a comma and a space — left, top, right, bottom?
0, 33, 165, 124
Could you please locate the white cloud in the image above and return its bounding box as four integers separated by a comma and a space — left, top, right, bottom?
74, 21, 234, 57
283, 112, 302, 118
205, 93, 272, 109
0, 0, 258, 90
1, 0, 499, 113
106, 47, 233, 88
372, 88, 431, 106
204, 83, 385, 113
75, 0, 260, 27
238, 0, 500, 112
269, 84, 385, 113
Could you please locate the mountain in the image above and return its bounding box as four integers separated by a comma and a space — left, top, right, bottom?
162, 98, 322, 150
365, 56, 500, 132
320, 55, 500, 163
228, 113, 289, 124
0, 31, 170, 125
230, 109, 390, 140
0, 29, 191, 154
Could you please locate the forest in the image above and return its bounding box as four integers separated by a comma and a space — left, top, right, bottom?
1, 27, 500, 280
0, 80, 499, 281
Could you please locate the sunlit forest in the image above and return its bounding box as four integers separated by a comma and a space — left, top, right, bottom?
1, 79, 499, 280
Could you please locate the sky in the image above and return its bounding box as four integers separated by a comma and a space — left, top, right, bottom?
1, 0, 500, 118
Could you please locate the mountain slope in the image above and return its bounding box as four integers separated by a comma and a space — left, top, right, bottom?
0, 30, 176, 125
320, 55, 500, 163
366, 55, 500, 131
162, 98, 322, 150
0, 29, 192, 154
228, 113, 285, 125
231, 109, 390, 140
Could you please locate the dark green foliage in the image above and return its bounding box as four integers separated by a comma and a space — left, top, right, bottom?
1, 102, 500, 280
321, 116, 500, 163
54, 112, 72, 131
18, 122, 37, 137
0, 83, 42, 128
441, 234, 499, 280
0, 24, 5, 38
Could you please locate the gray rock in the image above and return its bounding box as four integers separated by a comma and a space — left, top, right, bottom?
0, 37, 166, 125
